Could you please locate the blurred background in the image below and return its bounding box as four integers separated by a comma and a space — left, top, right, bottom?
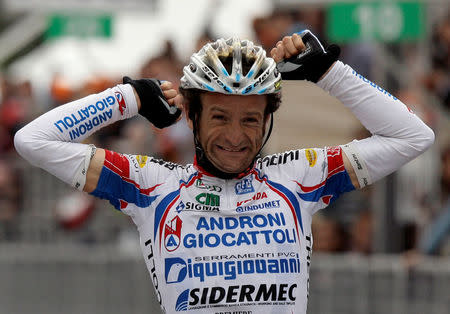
0, 0, 449, 313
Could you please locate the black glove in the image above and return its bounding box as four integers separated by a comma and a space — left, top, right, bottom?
276, 30, 340, 83
123, 76, 181, 129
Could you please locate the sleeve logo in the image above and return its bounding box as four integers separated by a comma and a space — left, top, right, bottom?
115, 91, 127, 115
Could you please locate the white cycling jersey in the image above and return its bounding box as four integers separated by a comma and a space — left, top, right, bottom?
91, 146, 355, 314
14, 59, 434, 314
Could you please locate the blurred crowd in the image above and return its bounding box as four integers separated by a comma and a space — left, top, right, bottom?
0, 6, 449, 258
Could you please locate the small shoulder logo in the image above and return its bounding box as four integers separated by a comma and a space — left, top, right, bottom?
136, 155, 148, 168
327, 146, 341, 157
235, 178, 254, 195
305, 149, 317, 167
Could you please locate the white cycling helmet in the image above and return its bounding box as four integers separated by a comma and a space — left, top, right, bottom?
181, 37, 281, 95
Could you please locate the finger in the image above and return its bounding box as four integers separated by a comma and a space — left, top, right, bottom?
173, 94, 184, 108
167, 94, 184, 107
163, 89, 177, 100
160, 81, 173, 90
275, 42, 287, 60
270, 47, 278, 60
282, 36, 300, 56
271, 48, 284, 62
292, 33, 305, 51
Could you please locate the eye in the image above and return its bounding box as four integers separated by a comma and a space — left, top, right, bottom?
212, 114, 226, 121
244, 117, 260, 124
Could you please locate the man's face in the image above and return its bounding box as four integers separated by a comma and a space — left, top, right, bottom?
191, 93, 268, 174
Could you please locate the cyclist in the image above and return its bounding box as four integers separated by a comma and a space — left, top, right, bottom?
14, 30, 434, 313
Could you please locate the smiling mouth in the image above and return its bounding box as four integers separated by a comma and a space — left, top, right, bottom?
217, 145, 246, 152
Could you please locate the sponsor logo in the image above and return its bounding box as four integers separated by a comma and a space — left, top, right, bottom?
165, 257, 188, 283
274, 80, 281, 91
305, 149, 317, 167
195, 179, 222, 192
257, 150, 300, 168
327, 146, 341, 157
195, 193, 220, 206
201, 66, 232, 93
136, 155, 148, 168
236, 192, 267, 206
236, 200, 280, 213
242, 68, 272, 94
53, 96, 116, 140
148, 157, 185, 170
144, 238, 165, 311
351, 70, 398, 100
194, 251, 298, 261
235, 178, 254, 195
175, 289, 189, 311
115, 91, 126, 115
183, 212, 296, 248
305, 234, 312, 299
165, 254, 300, 283
351, 153, 362, 170
185, 201, 219, 212
176, 201, 185, 213
164, 216, 183, 252
176, 283, 297, 310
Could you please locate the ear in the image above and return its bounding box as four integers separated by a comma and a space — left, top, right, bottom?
183, 103, 194, 130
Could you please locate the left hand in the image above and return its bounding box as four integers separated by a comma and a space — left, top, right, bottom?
270, 30, 340, 83
270, 33, 306, 62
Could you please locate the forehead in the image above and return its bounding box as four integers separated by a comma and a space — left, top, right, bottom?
200, 93, 267, 114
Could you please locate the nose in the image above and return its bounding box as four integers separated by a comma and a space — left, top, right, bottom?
224, 120, 246, 146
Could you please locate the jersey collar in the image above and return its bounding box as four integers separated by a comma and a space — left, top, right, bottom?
193, 155, 255, 180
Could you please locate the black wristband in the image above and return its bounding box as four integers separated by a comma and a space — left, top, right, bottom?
123, 76, 181, 129
276, 30, 340, 83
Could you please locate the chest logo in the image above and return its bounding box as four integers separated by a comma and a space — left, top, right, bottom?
195, 193, 220, 206
164, 216, 183, 252
195, 179, 222, 192
235, 178, 254, 195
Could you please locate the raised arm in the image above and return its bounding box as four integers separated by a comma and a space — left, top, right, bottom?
14, 79, 183, 193
271, 30, 434, 189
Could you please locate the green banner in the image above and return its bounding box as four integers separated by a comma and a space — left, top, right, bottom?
327, 1, 424, 43
47, 13, 112, 39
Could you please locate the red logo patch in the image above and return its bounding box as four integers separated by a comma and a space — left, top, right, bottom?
115, 91, 126, 115
164, 216, 183, 252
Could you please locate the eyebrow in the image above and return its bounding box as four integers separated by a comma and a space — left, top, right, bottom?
210, 106, 263, 116
209, 106, 228, 113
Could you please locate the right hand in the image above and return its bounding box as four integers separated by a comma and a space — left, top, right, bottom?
123, 77, 182, 128
160, 81, 184, 114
